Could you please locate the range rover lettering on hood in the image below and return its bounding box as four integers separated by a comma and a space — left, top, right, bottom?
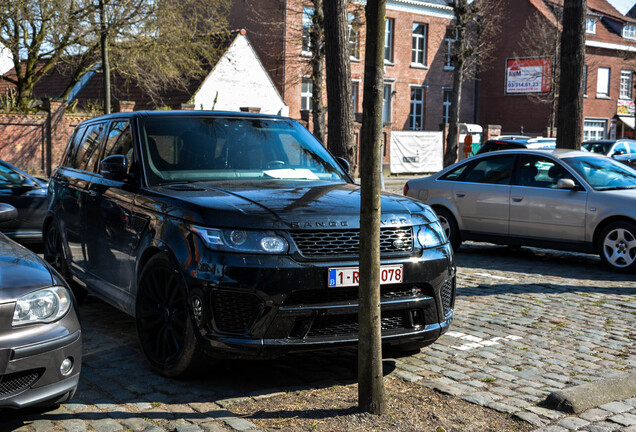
289, 217, 411, 229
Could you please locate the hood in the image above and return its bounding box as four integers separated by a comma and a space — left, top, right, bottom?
0, 235, 55, 303
144, 180, 437, 229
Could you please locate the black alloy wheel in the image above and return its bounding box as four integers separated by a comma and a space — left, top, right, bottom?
44, 223, 88, 302
136, 254, 206, 377
44, 223, 69, 279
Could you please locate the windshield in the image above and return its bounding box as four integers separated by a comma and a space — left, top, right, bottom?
139, 116, 349, 186
563, 155, 636, 190
581, 141, 613, 155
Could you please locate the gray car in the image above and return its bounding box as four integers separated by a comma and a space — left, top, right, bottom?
0, 204, 81, 409
404, 149, 636, 272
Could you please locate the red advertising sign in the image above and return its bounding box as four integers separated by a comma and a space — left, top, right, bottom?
506, 57, 552, 94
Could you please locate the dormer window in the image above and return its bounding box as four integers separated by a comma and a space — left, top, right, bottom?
623, 24, 636, 40
586, 17, 596, 34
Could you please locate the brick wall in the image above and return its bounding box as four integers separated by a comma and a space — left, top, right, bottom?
0, 103, 92, 176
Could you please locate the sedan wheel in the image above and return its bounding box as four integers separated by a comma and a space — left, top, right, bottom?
435, 208, 461, 251
136, 254, 206, 377
599, 222, 636, 272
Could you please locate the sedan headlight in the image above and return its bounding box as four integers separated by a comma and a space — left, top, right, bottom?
190, 225, 289, 254
13, 286, 72, 326
417, 221, 447, 248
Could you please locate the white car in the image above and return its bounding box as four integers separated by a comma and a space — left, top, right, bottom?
404, 149, 636, 272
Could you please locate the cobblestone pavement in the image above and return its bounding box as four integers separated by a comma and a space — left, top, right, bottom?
3, 177, 635, 431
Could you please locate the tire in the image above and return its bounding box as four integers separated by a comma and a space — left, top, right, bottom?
598, 221, 636, 273
136, 254, 207, 377
435, 208, 461, 251
43, 223, 87, 302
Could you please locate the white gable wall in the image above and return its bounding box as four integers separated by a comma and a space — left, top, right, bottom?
0, 44, 13, 75
193, 34, 289, 116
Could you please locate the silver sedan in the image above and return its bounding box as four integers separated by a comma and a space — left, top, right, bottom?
404, 149, 636, 272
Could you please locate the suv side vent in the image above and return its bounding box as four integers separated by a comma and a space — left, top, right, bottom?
211, 290, 262, 334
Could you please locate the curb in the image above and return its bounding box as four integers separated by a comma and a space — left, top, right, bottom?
544, 372, 636, 414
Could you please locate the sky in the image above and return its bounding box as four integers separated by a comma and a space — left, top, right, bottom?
608, 0, 635, 15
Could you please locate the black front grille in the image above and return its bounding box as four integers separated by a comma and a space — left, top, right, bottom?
307, 310, 408, 338
290, 227, 413, 258
0, 369, 43, 397
441, 278, 455, 316
284, 284, 424, 306
211, 291, 262, 334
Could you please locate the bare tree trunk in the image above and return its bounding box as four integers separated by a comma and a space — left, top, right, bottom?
324, 0, 355, 172
99, 0, 111, 114
556, 0, 586, 149
444, 0, 468, 168
311, 0, 326, 143
358, 0, 386, 415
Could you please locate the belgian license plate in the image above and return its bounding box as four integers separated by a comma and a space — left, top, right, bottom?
328, 265, 403, 288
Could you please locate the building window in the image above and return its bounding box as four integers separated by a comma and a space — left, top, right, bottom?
442, 88, 452, 124
623, 24, 636, 40
597, 67, 610, 97
620, 70, 633, 99
382, 84, 392, 123
348, 13, 361, 59
384, 18, 394, 63
352, 81, 359, 115
412, 23, 428, 66
444, 27, 456, 70
301, 77, 312, 111
409, 87, 424, 130
584, 119, 607, 141
586, 17, 596, 34
302, 7, 313, 53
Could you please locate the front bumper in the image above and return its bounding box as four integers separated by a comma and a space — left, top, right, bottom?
182, 240, 456, 359
0, 311, 82, 409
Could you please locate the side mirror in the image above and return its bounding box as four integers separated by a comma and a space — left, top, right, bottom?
335, 157, 350, 174
556, 178, 577, 190
0, 203, 18, 222
612, 150, 624, 157
100, 155, 128, 180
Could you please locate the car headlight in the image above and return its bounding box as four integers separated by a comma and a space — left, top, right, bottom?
13, 286, 72, 326
190, 225, 289, 254
417, 221, 447, 248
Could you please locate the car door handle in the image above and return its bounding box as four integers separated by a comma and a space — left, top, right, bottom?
88, 190, 99, 199
456, 192, 466, 198
512, 196, 523, 202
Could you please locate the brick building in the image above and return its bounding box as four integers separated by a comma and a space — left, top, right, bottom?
477, 0, 636, 140
228, 0, 475, 161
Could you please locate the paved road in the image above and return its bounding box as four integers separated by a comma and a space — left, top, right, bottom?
5, 177, 636, 432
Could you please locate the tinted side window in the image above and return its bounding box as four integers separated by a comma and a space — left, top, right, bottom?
0, 164, 22, 188
463, 155, 514, 184
439, 163, 469, 181
73, 123, 106, 172
61, 126, 87, 168
515, 155, 576, 188
101, 121, 133, 173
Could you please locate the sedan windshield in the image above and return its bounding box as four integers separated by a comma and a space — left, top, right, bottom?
563, 156, 636, 190
140, 116, 348, 186
581, 141, 613, 155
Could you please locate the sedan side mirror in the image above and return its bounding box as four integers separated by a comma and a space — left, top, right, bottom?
612, 150, 624, 157
556, 178, 577, 190
100, 155, 128, 181
0, 203, 18, 222
335, 157, 350, 174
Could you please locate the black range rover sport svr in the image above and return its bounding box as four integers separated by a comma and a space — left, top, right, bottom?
45, 111, 456, 377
